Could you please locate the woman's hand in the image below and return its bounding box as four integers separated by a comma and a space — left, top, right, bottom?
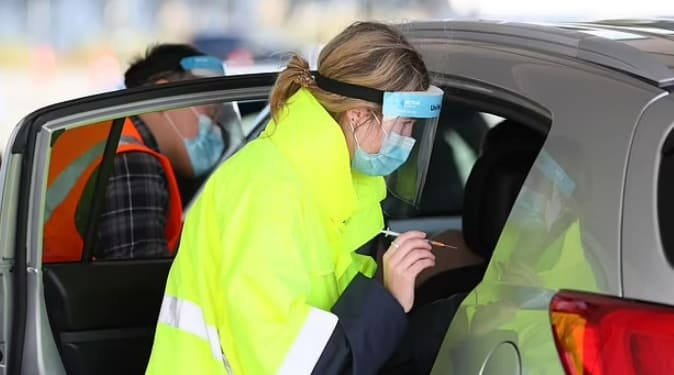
382, 231, 436, 312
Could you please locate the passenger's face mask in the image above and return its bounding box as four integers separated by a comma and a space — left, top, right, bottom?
165, 108, 225, 177
512, 185, 564, 231
512, 151, 575, 231
350, 113, 416, 176
513, 187, 547, 230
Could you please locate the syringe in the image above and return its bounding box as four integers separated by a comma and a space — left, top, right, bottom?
380, 228, 457, 249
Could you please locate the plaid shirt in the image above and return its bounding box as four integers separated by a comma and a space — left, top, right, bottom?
97, 116, 172, 259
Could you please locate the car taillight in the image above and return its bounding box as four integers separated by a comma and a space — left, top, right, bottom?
550, 291, 674, 375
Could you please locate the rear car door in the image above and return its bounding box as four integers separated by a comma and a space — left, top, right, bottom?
622, 92, 674, 304
0, 73, 276, 375
408, 33, 664, 375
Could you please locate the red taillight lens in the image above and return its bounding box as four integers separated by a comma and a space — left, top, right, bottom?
550, 291, 674, 375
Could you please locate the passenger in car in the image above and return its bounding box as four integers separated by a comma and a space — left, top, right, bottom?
146, 22, 458, 375
409, 121, 544, 301
44, 44, 227, 262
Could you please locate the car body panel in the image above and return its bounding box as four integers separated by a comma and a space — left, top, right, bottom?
403, 25, 667, 374
0, 151, 22, 374
20, 123, 65, 375
405, 20, 674, 87
410, 36, 665, 296
622, 93, 674, 304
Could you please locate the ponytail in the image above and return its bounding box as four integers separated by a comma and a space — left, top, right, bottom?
270, 54, 314, 122
269, 22, 430, 125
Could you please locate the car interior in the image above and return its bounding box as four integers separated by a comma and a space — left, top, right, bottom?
414, 118, 546, 306
380, 91, 550, 308
39, 90, 549, 374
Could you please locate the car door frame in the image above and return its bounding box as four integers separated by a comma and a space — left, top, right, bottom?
2, 72, 277, 375
0, 127, 25, 375
622, 92, 674, 306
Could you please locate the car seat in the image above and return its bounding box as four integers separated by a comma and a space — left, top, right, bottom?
415, 120, 545, 306
418, 105, 490, 215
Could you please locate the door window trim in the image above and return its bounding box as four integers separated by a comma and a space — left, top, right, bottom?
8, 73, 277, 374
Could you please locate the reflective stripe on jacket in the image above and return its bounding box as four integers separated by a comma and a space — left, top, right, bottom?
145, 89, 408, 375
43, 118, 183, 263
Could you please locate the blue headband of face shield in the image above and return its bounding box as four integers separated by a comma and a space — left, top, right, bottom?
382, 86, 443, 119
180, 56, 226, 77
314, 73, 443, 118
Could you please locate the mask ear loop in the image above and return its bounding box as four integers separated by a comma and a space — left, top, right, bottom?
371, 111, 388, 138
349, 118, 362, 148
350, 112, 381, 147
372, 111, 382, 126
350, 111, 387, 151
190, 107, 221, 131
163, 111, 186, 139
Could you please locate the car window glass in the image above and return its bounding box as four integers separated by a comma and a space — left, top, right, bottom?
399, 94, 550, 310
658, 128, 674, 266
418, 103, 502, 216
237, 100, 269, 136
42, 99, 267, 264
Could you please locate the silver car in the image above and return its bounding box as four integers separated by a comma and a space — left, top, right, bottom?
2, 19, 674, 374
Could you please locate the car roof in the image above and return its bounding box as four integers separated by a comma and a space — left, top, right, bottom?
403, 19, 674, 89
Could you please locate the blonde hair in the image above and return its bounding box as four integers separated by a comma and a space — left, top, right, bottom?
270, 21, 430, 122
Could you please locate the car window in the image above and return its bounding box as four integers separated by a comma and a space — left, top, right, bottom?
417, 102, 501, 216
236, 100, 269, 137
42, 99, 267, 264
658, 128, 674, 266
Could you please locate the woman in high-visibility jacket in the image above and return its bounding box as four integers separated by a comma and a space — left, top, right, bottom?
146, 21, 443, 374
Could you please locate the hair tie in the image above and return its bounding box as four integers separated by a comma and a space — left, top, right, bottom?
296, 68, 315, 87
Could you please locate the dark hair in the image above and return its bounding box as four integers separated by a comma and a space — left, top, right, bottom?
124, 43, 205, 88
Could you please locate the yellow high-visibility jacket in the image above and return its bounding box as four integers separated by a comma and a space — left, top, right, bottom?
146, 88, 408, 375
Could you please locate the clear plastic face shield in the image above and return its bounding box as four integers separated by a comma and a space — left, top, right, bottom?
180, 56, 244, 159
380, 87, 443, 210
314, 73, 443, 215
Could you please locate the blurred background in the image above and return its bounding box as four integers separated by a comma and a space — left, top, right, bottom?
2, 0, 674, 150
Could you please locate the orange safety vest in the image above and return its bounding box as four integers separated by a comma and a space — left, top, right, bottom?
43, 117, 183, 263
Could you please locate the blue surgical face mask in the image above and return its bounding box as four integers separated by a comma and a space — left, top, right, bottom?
165, 109, 225, 177
351, 117, 416, 176
511, 185, 565, 232
512, 187, 547, 230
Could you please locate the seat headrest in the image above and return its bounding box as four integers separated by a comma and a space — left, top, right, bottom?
462, 120, 544, 259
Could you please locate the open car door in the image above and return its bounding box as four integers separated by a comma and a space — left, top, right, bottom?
0, 73, 276, 375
